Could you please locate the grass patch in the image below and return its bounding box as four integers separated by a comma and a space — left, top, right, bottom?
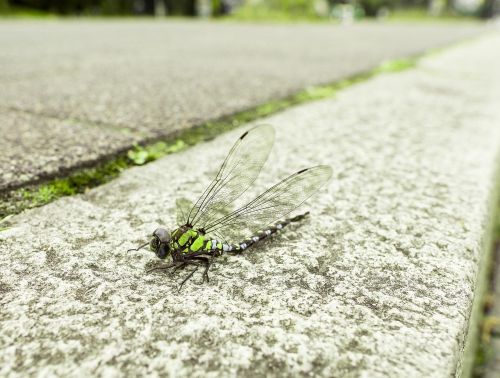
0, 54, 419, 220
0, 157, 129, 219
472, 207, 500, 376
373, 58, 417, 73
470, 170, 500, 377
225, 3, 479, 23
0, 5, 57, 18
224, 0, 324, 22
388, 7, 480, 23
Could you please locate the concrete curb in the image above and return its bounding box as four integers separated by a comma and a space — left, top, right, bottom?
1, 32, 500, 377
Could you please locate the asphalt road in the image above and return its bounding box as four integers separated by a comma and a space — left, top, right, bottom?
0, 20, 485, 191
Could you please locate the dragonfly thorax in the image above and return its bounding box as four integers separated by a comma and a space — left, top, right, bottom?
170, 226, 211, 256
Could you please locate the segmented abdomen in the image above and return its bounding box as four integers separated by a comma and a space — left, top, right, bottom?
213, 212, 309, 254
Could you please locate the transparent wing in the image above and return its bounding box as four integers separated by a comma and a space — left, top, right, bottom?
176, 198, 194, 226
176, 198, 232, 229
180, 124, 275, 229
202, 165, 332, 242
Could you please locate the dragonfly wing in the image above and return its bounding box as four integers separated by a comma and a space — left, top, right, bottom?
202, 165, 332, 242
177, 198, 233, 229
181, 124, 275, 228
176, 198, 194, 226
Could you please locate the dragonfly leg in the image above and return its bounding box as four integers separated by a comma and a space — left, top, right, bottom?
186, 256, 212, 284
146, 262, 178, 274
200, 257, 212, 283
172, 262, 189, 273
178, 264, 199, 292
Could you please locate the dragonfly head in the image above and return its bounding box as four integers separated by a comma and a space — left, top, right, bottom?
150, 228, 171, 259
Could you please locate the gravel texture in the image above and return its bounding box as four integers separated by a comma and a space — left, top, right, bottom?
1, 32, 500, 377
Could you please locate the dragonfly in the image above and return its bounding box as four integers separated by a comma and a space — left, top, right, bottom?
129, 124, 332, 290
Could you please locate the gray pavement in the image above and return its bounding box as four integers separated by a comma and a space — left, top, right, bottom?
1, 31, 500, 377
0, 20, 486, 191
0, 111, 141, 186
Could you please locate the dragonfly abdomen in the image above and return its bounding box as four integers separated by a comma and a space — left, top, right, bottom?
176, 212, 310, 257
224, 212, 310, 253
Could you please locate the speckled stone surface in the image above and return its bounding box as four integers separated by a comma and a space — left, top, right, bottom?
0, 20, 485, 190
1, 32, 500, 377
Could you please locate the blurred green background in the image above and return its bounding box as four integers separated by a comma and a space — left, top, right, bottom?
0, 0, 498, 20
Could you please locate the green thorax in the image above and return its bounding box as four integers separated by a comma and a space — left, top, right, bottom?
171, 226, 206, 254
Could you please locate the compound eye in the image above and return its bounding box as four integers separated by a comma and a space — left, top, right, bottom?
156, 243, 169, 259
149, 237, 160, 252
153, 228, 171, 243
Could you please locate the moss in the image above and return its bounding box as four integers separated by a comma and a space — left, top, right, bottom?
127, 140, 187, 165
469, 172, 500, 377
373, 58, 417, 74
0, 54, 419, 219
0, 157, 129, 218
